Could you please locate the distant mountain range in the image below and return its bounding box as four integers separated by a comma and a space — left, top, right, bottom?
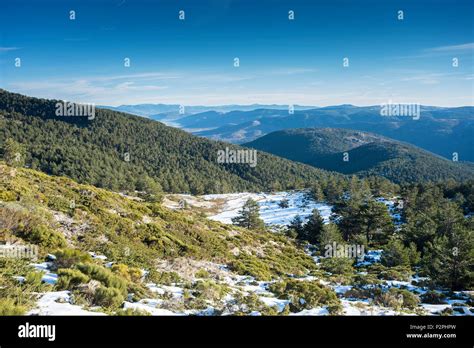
101, 103, 317, 120
244, 128, 474, 184
102, 103, 474, 162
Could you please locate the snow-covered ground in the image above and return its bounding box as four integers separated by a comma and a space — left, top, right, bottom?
30, 262, 58, 285
19, 248, 474, 316
122, 301, 182, 316
202, 191, 333, 226
28, 291, 105, 316
163, 192, 403, 228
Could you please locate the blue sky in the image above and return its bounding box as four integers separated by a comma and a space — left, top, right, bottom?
0, 0, 473, 106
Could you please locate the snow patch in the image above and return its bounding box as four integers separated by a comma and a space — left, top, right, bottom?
202, 191, 333, 226
28, 291, 105, 316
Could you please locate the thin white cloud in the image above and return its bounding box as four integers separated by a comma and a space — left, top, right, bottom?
268, 68, 318, 76
463, 74, 474, 80
84, 72, 182, 82
382, 69, 467, 86
427, 42, 474, 52
400, 73, 445, 85
0, 47, 20, 52
393, 42, 474, 60
8, 78, 170, 105
115, 81, 168, 91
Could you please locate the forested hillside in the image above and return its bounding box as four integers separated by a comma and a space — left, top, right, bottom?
245, 128, 474, 184
0, 90, 340, 194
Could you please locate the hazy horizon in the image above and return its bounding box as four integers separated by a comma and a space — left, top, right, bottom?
2, 88, 474, 109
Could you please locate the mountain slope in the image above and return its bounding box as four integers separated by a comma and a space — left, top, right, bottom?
244, 128, 474, 183
0, 161, 326, 315
0, 162, 315, 276
0, 90, 340, 194
1, 162, 472, 316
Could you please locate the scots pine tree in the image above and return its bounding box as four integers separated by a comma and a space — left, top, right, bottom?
423, 223, 473, 291
231, 198, 265, 230
287, 215, 304, 238
360, 200, 394, 245
300, 209, 324, 244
